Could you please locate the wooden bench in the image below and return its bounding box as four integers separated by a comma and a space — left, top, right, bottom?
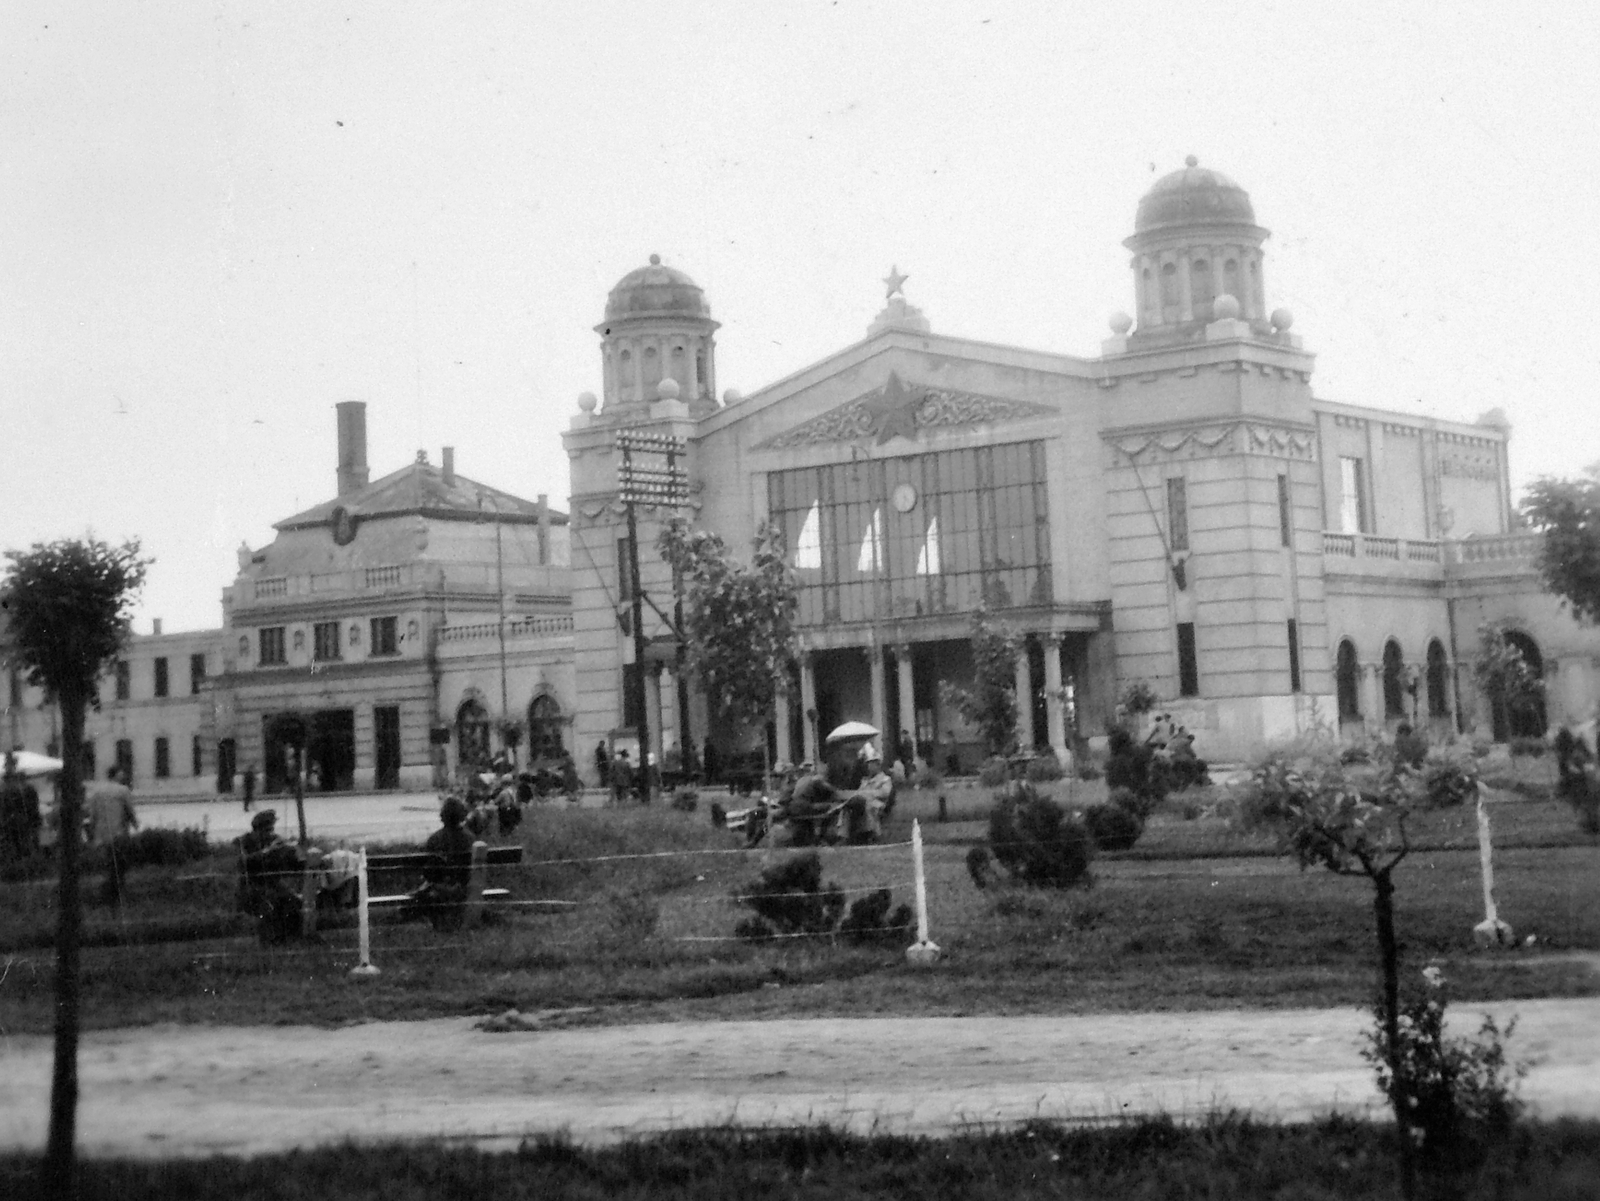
365, 842, 522, 925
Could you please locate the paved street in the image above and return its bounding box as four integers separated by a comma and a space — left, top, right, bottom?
3, 1000, 1598, 1158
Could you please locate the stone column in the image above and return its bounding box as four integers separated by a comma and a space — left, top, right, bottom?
774, 688, 794, 767
630, 340, 644, 403
800, 652, 819, 765
1043, 633, 1068, 761
1014, 639, 1035, 752
868, 644, 887, 753
895, 644, 916, 765
647, 663, 665, 766
688, 336, 701, 401
1178, 254, 1194, 323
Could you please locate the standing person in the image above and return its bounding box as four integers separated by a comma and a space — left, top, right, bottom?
86, 765, 138, 847
0, 754, 40, 861
898, 729, 915, 776
611, 749, 634, 805
593, 741, 610, 789
242, 763, 257, 812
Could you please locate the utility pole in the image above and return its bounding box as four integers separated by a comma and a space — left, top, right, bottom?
616, 430, 688, 805
479, 491, 511, 764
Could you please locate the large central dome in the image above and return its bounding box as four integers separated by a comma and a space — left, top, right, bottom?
1135, 156, 1256, 234
604, 254, 711, 321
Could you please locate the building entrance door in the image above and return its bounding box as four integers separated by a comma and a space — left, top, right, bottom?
374, 706, 401, 790
216, 738, 236, 793
307, 710, 356, 792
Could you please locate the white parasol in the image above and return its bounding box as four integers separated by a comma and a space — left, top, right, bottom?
824, 721, 880, 745
2, 750, 64, 777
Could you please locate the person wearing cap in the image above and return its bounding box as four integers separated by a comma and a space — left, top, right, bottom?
847, 745, 895, 844
406, 795, 477, 929
611, 748, 635, 805
236, 810, 305, 942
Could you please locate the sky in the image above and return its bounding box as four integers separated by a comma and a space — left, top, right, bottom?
2, 2, 1597, 634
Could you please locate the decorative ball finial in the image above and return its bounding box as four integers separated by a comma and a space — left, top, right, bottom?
723, 388, 742, 404
1212, 293, 1240, 320
1270, 307, 1294, 331
655, 377, 680, 401
577, 391, 597, 413
1108, 311, 1133, 335
1185, 154, 1198, 168
649, 253, 661, 266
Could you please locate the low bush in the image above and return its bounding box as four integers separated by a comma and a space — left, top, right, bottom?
911, 763, 943, 790
1422, 760, 1477, 809
1509, 736, 1547, 759
977, 757, 1011, 788
1104, 729, 1173, 803
966, 845, 993, 889
105, 826, 212, 870
670, 786, 699, 813
1108, 785, 1159, 823
734, 852, 843, 940
986, 781, 1094, 889
1084, 802, 1143, 852
837, 888, 912, 944
1024, 755, 1064, 782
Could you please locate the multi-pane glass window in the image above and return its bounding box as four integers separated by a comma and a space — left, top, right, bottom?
1339, 456, 1368, 534
115, 660, 130, 700
768, 442, 1052, 627
259, 627, 286, 666
313, 621, 342, 662
370, 616, 399, 656
154, 657, 169, 698
154, 736, 170, 779
190, 653, 206, 694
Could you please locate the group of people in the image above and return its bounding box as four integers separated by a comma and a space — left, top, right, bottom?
0, 756, 138, 864
718, 740, 898, 848
1141, 713, 1207, 789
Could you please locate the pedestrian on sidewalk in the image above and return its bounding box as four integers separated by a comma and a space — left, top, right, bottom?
242, 763, 256, 811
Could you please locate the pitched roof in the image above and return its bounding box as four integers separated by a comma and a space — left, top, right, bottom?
275, 460, 566, 531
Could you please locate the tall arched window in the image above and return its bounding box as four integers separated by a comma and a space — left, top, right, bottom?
1161, 262, 1177, 306
1382, 639, 1406, 719
1191, 258, 1214, 312
527, 694, 564, 761
1426, 639, 1450, 718
1500, 630, 1547, 739
1336, 639, 1361, 722
456, 698, 491, 769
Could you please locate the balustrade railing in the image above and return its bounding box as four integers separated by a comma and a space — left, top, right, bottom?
438, 614, 574, 643
1320, 530, 1538, 572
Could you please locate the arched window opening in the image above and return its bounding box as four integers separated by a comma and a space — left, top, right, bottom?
1336, 639, 1361, 722
527, 694, 564, 762
1191, 258, 1214, 310
1161, 262, 1177, 305
1382, 639, 1406, 719
1426, 639, 1450, 718
1499, 630, 1547, 739
456, 698, 491, 770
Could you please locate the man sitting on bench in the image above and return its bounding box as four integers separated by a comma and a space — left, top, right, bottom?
237, 810, 305, 943
404, 796, 476, 930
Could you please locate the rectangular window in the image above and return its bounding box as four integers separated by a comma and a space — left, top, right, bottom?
154, 736, 170, 779
313, 621, 342, 662
114, 739, 133, 784
153, 657, 169, 698
1277, 474, 1293, 547
1176, 622, 1200, 697
190, 653, 206, 695
1339, 456, 1368, 534
370, 616, 399, 657
114, 660, 130, 700
1166, 476, 1189, 552
259, 627, 286, 666
192, 734, 203, 777
1287, 619, 1302, 692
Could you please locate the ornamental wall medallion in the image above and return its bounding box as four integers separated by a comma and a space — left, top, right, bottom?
755, 371, 1057, 450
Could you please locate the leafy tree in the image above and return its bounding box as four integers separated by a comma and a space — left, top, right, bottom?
657, 517, 799, 746
939, 606, 1020, 757
1472, 625, 1543, 741
1, 536, 148, 1199
1521, 464, 1600, 623
1239, 735, 1472, 1199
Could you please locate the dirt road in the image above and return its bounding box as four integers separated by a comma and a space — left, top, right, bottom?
3, 999, 1599, 1158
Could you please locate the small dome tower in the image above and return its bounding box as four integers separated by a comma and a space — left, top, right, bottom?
1124, 157, 1271, 343
595, 255, 720, 417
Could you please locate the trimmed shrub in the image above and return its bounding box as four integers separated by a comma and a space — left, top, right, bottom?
1024, 755, 1065, 782
838, 889, 912, 944
1104, 729, 1173, 802
911, 763, 943, 791
1108, 785, 1159, 822
1423, 761, 1477, 809
1084, 802, 1143, 852
670, 785, 699, 813
987, 781, 1094, 890
105, 826, 211, 870
965, 845, 993, 889
977, 757, 1011, 788
734, 852, 843, 938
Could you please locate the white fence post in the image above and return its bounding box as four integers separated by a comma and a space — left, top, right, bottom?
1473, 787, 1513, 947
905, 818, 941, 966
350, 846, 381, 977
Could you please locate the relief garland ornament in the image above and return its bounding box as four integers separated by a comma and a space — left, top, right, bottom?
758, 372, 1057, 449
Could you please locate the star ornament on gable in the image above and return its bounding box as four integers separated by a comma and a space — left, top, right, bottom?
883, 265, 908, 299
861, 371, 924, 445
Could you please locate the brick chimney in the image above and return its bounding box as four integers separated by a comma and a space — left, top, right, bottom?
336, 401, 369, 498
152, 618, 162, 636
442, 446, 456, 489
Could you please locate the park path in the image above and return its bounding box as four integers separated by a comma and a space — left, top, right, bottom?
3, 998, 1599, 1158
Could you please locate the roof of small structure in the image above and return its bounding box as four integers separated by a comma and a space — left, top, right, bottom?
275, 459, 566, 531
603, 254, 712, 321
1135, 156, 1257, 233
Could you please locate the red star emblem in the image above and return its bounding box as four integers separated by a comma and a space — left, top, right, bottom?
860, 372, 923, 444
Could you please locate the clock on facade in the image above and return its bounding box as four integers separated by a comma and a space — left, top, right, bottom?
892, 482, 918, 513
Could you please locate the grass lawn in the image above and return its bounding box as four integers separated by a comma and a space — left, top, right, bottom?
2, 784, 1597, 1033
5, 1117, 1600, 1200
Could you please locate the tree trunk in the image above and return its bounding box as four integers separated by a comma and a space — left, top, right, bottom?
293, 746, 308, 848
1373, 867, 1417, 1201
42, 683, 86, 1199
